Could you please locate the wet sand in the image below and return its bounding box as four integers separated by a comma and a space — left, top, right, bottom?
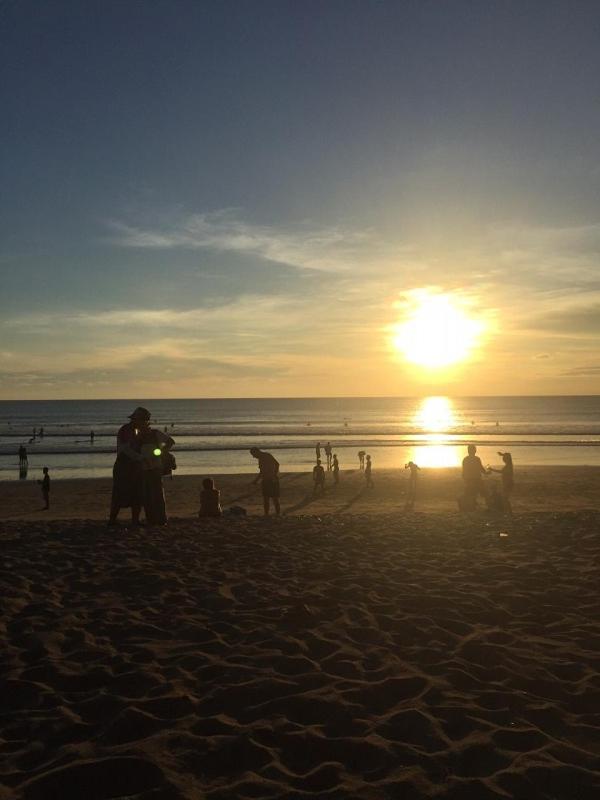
1, 468, 599, 798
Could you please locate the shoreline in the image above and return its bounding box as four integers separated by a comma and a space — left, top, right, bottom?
2, 465, 599, 521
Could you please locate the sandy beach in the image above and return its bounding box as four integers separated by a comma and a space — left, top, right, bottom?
1, 468, 599, 799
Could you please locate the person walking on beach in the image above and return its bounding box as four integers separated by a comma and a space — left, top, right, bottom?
332, 453, 340, 485
405, 461, 420, 509
250, 447, 281, 516
358, 450, 366, 470
324, 442, 332, 470
487, 452, 514, 512
18, 444, 27, 467
37, 467, 50, 510
198, 477, 223, 518
365, 454, 373, 488
313, 459, 326, 495
139, 420, 175, 526
108, 407, 147, 526
461, 444, 488, 508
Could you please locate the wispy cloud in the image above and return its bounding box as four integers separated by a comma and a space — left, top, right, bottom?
108, 210, 374, 272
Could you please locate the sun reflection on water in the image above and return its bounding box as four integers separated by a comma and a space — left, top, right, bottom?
409, 397, 461, 467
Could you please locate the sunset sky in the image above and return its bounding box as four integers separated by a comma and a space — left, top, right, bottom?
2, 0, 600, 399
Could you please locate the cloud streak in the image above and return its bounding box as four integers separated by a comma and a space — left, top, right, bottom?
109, 210, 373, 272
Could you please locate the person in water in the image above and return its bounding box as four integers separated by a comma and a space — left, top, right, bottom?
250, 447, 281, 516
487, 451, 514, 512
461, 444, 488, 507
199, 477, 222, 517
313, 458, 326, 495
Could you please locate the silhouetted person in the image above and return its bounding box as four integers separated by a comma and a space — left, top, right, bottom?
315, 441, 321, 461
90, 430, 95, 444
19, 463, 28, 480
332, 454, 340, 484
38, 467, 50, 510
405, 461, 420, 508
32, 427, 36, 440
461, 444, 488, 507
487, 451, 514, 513
324, 442, 332, 470
365, 454, 373, 488
313, 459, 325, 495
108, 407, 146, 526
139, 422, 175, 526
250, 447, 280, 516
358, 450, 366, 470
199, 477, 222, 518
39, 426, 44, 438
18, 444, 27, 467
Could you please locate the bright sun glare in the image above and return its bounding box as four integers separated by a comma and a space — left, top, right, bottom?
393, 294, 483, 369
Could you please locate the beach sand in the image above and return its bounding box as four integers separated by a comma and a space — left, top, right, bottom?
1, 468, 600, 798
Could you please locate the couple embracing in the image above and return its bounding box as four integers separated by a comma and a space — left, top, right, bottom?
109, 406, 175, 526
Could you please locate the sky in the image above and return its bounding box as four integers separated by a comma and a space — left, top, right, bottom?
2, 0, 600, 399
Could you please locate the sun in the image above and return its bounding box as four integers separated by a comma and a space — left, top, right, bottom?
393, 293, 483, 369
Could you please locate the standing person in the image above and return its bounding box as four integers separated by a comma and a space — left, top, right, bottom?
198, 477, 222, 518
108, 407, 147, 526
315, 441, 321, 462
332, 454, 340, 485
313, 459, 326, 495
250, 447, 281, 516
39, 426, 44, 439
324, 442, 332, 470
461, 444, 488, 508
37, 467, 50, 510
139, 422, 175, 526
365, 454, 373, 488
405, 461, 420, 509
487, 452, 514, 512
358, 450, 366, 470
18, 444, 27, 467
90, 430, 95, 444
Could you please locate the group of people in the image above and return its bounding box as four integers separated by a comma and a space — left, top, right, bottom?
109, 406, 175, 526
108, 409, 513, 524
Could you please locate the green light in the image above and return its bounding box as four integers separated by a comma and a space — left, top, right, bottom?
153, 448, 162, 456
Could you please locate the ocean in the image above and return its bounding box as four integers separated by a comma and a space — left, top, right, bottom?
0, 396, 599, 481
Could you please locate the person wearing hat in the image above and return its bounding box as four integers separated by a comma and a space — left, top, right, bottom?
108, 406, 149, 526
487, 452, 514, 512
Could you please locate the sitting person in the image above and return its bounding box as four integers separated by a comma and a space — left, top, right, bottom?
198, 477, 222, 517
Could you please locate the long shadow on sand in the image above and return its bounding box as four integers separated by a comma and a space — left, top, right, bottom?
336, 488, 367, 513
283, 493, 321, 515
